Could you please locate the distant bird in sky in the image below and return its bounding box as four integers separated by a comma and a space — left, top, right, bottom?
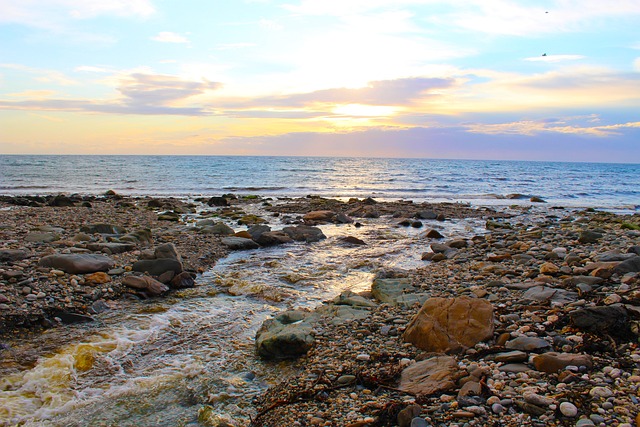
542, 53, 547, 56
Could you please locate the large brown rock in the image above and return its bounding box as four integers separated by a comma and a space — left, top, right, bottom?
532, 352, 593, 373
403, 297, 494, 353
38, 254, 115, 274
399, 356, 459, 395
303, 210, 335, 224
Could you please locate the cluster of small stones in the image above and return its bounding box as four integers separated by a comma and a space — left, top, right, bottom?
0, 194, 228, 336
252, 207, 640, 427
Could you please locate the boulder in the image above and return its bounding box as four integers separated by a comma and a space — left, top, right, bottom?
424, 229, 444, 239
399, 356, 459, 395
221, 237, 260, 250
532, 352, 593, 373
282, 225, 326, 242
200, 222, 235, 235
256, 310, 315, 359
333, 290, 378, 308
170, 271, 196, 289
154, 243, 181, 261
247, 224, 271, 241
25, 232, 59, 243
85, 242, 135, 254
505, 336, 551, 351
119, 228, 153, 245
122, 275, 169, 296
340, 236, 366, 245
416, 211, 438, 220
570, 305, 629, 334
0, 249, 28, 262
578, 230, 603, 244
403, 297, 494, 353
207, 196, 229, 207
371, 278, 415, 305
38, 254, 115, 274
132, 258, 183, 276
49, 194, 75, 207
255, 231, 293, 246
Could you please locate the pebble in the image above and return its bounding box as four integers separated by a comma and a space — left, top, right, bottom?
559, 402, 578, 417
355, 353, 370, 361
575, 419, 595, 427
589, 386, 613, 398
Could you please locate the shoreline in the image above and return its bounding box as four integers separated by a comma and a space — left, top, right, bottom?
1, 193, 639, 426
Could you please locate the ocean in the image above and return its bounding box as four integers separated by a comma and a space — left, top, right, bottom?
0, 155, 638, 210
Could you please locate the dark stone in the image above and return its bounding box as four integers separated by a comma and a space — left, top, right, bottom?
247, 224, 271, 241
49, 194, 75, 207
53, 311, 95, 324
89, 300, 110, 314
255, 231, 293, 246
416, 210, 438, 220
570, 305, 628, 334
38, 254, 115, 274
221, 236, 261, 250
425, 229, 444, 239
170, 271, 196, 289
132, 258, 183, 276
85, 243, 135, 254
613, 256, 640, 274
578, 230, 603, 244
282, 225, 326, 242
397, 404, 422, 427
154, 243, 181, 261
340, 236, 366, 245
411, 221, 423, 228
0, 249, 29, 262
207, 196, 229, 207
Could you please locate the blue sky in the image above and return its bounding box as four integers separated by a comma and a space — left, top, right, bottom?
0, 0, 639, 161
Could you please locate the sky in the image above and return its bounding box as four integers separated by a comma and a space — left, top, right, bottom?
0, 0, 639, 162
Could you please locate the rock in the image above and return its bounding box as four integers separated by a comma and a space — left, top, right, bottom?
282, 225, 326, 242
256, 310, 315, 359
399, 355, 459, 395
154, 243, 181, 261
247, 224, 271, 241
530, 196, 546, 203
562, 276, 604, 287
85, 242, 135, 254
200, 222, 235, 235
303, 210, 335, 224
416, 210, 438, 220
207, 196, 229, 207
505, 336, 551, 351
614, 256, 640, 274
120, 228, 153, 245
410, 418, 429, 427
333, 291, 377, 308
397, 404, 422, 427
122, 275, 169, 296
371, 277, 415, 305
256, 231, 294, 246
80, 224, 127, 234
335, 212, 353, 224
522, 286, 578, 306
447, 239, 468, 249
559, 402, 578, 417
221, 237, 261, 250
53, 311, 94, 324
132, 258, 183, 276
570, 305, 628, 333
539, 262, 560, 275
238, 215, 266, 225
340, 236, 366, 246
49, 194, 75, 207
170, 271, 196, 289
403, 297, 494, 353
157, 211, 180, 221
588, 386, 613, 398
523, 392, 553, 407
425, 229, 444, 239
25, 232, 59, 243
38, 254, 115, 274
0, 249, 29, 262
594, 250, 636, 262
430, 243, 451, 254
494, 350, 528, 363
578, 230, 602, 244
498, 363, 532, 373
532, 352, 593, 373
84, 272, 111, 285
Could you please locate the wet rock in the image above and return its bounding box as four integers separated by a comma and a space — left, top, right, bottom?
256, 310, 315, 360
340, 236, 366, 246
207, 196, 229, 207
425, 229, 444, 239
247, 224, 271, 241
333, 290, 377, 308
371, 277, 415, 305
494, 350, 528, 363
80, 223, 127, 234
505, 336, 551, 351
255, 231, 294, 246
119, 228, 153, 245
122, 275, 169, 296
403, 297, 494, 353
282, 225, 326, 242
157, 211, 180, 221
53, 311, 95, 324
416, 210, 438, 220
594, 250, 636, 262
200, 222, 235, 235
532, 352, 593, 373
49, 194, 75, 207
397, 404, 422, 427
89, 300, 110, 314
84, 272, 111, 285
221, 236, 260, 250
170, 271, 196, 289
399, 355, 459, 395
38, 254, 115, 274
132, 258, 183, 276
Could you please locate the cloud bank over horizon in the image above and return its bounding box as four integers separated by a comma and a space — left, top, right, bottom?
0, 0, 639, 162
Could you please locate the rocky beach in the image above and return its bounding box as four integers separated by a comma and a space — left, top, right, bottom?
1, 193, 639, 427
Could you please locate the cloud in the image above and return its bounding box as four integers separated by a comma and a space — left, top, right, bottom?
215, 43, 257, 50
151, 32, 190, 44
0, 72, 224, 116
0, 0, 154, 29
0, 63, 78, 85
229, 77, 455, 108
634, 58, 640, 72
74, 65, 111, 73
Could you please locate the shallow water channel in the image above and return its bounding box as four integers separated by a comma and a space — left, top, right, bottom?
0, 215, 485, 427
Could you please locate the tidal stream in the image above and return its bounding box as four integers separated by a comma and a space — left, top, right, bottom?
0, 214, 486, 426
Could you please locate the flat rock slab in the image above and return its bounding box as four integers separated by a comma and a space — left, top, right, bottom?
522, 286, 578, 306
256, 310, 315, 360
132, 258, 183, 276
221, 237, 260, 250
505, 336, 551, 351
86, 242, 136, 254
0, 249, 29, 262
403, 296, 494, 353
532, 352, 593, 373
399, 356, 459, 395
38, 254, 115, 274
371, 278, 415, 305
